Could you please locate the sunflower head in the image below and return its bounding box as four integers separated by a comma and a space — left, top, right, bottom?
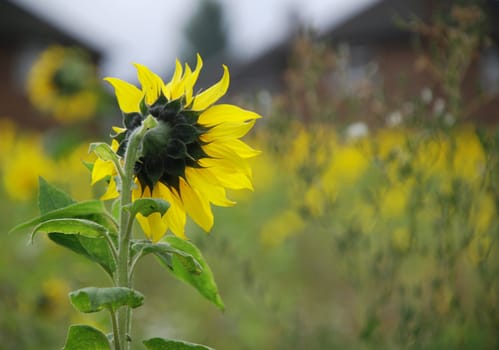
27, 45, 99, 123
114, 93, 210, 193
97, 55, 261, 241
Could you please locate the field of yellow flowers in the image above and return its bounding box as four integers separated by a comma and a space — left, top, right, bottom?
1, 8, 498, 347
1, 113, 497, 349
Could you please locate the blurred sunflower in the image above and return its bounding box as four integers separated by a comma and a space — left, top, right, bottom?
93, 55, 261, 241
26, 45, 99, 123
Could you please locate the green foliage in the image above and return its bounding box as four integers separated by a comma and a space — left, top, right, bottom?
162, 236, 224, 310
131, 240, 202, 274
31, 218, 108, 241
69, 287, 144, 313
10, 200, 110, 234
38, 176, 74, 214
49, 232, 116, 276
124, 198, 170, 218
143, 337, 214, 350
63, 325, 110, 350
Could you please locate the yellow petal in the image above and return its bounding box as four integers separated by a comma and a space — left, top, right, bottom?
91, 158, 115, 184
179, 177, 214, 232
214, 139, 261, 159
134, 63, 165, 105
198, 104, 261, 126
191, 65, 229, 111
201, 120, 256, 142
104, 77, 142, 113
184, 54, 203, 106
198, 158, 254, 190
156, 183, 187, 239
202, 142, 252, 176
101, 177, 120, 200
163, 59, 183, 99
112, 126, 126, 134
185, 167, 235, 207
136, 212, 168, 243
171, 64, 192, 101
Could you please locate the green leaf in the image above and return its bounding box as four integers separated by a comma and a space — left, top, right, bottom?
48, 233, 116, 276
10, 200, 108, 234
89, 142, 120, 163
143, 337, 214, 350
124, 198, 170, 218
38, 177, 74, 215
131, 240, 202, 274
63, 324, 110, 350
31, 218, 108, 242
69, 287, 144, 313
163, 236, 224, 310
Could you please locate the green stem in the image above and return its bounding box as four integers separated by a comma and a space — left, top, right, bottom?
110, 310, 121, 350
115, 116, 156, 350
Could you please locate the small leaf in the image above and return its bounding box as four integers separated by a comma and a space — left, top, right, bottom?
143, 337, 214, 350
163, 236, 224, 310
131, 240, 202, 274
31, 218, 108, 242
63, 324, 110, 350
69, 287, 144, 313
48, 233, 116, 276
38, 177, 74, 215
89, 142, 120, 163
10, 200, 108, 234
125, 198, 170, 218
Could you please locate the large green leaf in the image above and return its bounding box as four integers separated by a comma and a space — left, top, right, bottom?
48, 233, 116, 276
31, 218, 108, 242
63, 324, 110, 350
124, 198, 170, 218
10, 200, 108, 233
143, 337, 214, 350
131, 240, 202, 274
38, 177, 74, 214
69, 287, 144, 313
162, 236, 224, 310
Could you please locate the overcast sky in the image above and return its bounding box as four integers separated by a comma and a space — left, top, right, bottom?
13, 0, 374, 79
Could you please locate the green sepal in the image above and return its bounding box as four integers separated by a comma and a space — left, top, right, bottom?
143, 337, 214, 350
10, 200, 109, 234
69, 287, 144, 314
162, 236, 224, 310
139, 96, 149, 116
88, 142, 120, 163
63, 324, 110, 350
30, 218, 108, 243
124, 198, 170, 218
49, 233, 116, 276
38, 176, 74, 214
131, 240, 202, 274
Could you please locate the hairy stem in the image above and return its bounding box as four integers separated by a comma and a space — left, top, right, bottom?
115, 116, 156, 350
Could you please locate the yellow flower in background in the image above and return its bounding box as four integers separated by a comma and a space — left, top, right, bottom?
93, 55, 261, 242
452, 126, 486, 183
321, 144, 368, 199
260, 209, 305, 247
27, 45, 99, 123
2, 134, 55, 201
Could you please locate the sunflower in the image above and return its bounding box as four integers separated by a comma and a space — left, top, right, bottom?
27, 45, 99, 123
92, 55, 261, 242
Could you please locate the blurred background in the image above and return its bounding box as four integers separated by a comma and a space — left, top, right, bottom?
0, 0, 498, 349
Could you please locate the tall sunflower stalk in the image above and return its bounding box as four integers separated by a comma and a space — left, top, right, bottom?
12, 55, 261, 350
